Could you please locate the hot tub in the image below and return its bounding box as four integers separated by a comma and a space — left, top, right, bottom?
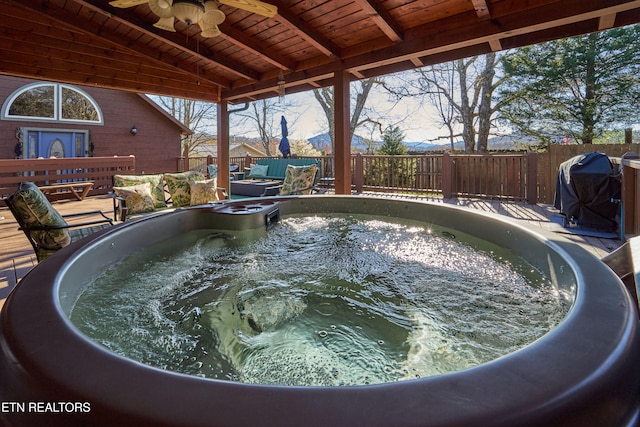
1, 196, 638, 427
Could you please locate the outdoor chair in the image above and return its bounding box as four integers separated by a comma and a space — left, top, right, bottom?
4, 182, 113, 262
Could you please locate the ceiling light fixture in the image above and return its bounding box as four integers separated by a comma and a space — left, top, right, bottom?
150, 0, 176, 32
172, 0, 204, 25
112, 0, 277, 38
277, 70, 285, 101
199, 2, 225, 37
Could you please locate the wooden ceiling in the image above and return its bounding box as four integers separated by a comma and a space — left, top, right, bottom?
1, 0, 639, 104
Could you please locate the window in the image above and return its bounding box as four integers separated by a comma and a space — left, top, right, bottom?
2, 82, 103, 124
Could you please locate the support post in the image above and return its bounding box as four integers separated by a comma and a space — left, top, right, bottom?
442, 152, 452, 199
216, 101, 230, 193
355, 153, 364, 193
526, 152, 538, 204
334, 71, 351, 195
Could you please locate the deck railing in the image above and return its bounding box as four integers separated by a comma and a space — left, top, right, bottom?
616, 156, 640, 235
200, 152, 539, 202
0, 156, 136, 203
0, 145, 636, 220
186, 144, 637, 204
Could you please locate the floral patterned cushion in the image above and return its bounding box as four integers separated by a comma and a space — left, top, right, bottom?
190, 179, 219, 205
113, 182, 155, 215
113, 174, 166, 208
7, 181, 71, 249
164, 171, 205, 207
280, 164, 318, 196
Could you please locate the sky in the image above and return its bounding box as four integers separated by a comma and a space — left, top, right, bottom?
224, 81, 447, 144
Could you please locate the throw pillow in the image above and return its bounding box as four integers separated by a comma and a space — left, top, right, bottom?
207, 164, 218, 179
164, 171, 206, 207
250, 164, 269, 178
113, 182, 155, 215
190, 179, 219, 206
113, 174, 166, 208
280, 164, 318, 196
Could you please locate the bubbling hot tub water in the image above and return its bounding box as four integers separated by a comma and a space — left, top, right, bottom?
70, 215, 569, 387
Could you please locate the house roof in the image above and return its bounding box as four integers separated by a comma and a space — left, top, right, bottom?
1, 1, 639, 104
137, 94, 192, 135
192, 142, 267, 157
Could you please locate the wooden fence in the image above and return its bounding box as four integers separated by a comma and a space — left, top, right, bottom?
618, 156, 640, 235
191, 144, 638, 203
536, 144, 640, 203
0, 156, 136, 203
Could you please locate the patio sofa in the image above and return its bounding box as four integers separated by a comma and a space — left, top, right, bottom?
111, 171, 225, 221
245, 158, 321, 181
232, 163, 320, 198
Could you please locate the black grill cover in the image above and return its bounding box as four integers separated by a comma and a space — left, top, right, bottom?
553, 152, 620, 230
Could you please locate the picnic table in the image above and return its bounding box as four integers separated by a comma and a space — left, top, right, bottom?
38, 181, 94, 201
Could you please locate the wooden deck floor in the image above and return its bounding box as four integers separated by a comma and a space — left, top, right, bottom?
0, 193, 625, 311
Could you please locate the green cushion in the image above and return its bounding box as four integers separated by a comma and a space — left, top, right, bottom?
249, 164, 269, 178
255, 159, 320, 179
8, 182, 71, 250
164, 171, 205, 207
280, 164, 318, 196
113, 174, 166, 208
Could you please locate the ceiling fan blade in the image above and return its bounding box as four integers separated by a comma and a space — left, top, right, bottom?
219, 0, 277, 18
109, 0, 149, 8
154, 16, 176, 32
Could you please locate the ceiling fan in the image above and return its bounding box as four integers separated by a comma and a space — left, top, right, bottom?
109, 0, 277, 37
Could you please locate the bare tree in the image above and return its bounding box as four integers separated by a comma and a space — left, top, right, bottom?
385, 53, 502, 153
149, 96, 217, 154
232, 97, 307, 156
312, 78, 379, 153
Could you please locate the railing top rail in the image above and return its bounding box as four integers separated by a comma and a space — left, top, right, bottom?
619, 158, 640, 170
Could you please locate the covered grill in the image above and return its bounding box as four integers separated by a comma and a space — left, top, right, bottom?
553, 152, 621, 231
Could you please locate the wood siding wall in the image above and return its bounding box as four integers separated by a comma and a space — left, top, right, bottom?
0, 76, 182, 174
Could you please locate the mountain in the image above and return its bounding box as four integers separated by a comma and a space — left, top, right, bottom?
307, 133, 543, 153
308, 133, 371, 151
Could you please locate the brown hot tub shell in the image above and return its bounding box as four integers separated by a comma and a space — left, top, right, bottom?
1, 196, 639, 427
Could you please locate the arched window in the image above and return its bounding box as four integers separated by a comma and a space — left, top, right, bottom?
2, 82, 103, 124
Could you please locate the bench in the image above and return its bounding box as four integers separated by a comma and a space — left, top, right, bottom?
38, 181, 94, 201
111, 172, 226, 221
246, 158, 321, 181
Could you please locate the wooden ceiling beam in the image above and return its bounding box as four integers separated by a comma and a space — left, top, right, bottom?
219, 24, 297, 71
345, 0, 640, 73
354, 0, 404, 42
0, 46, 219, 100
31, 0, 260, 82
224, 0, 640, 101
599, 13, 618, 29
269, 0, 341, 59
470, 0, 491, 20
0, 2, 220, 99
